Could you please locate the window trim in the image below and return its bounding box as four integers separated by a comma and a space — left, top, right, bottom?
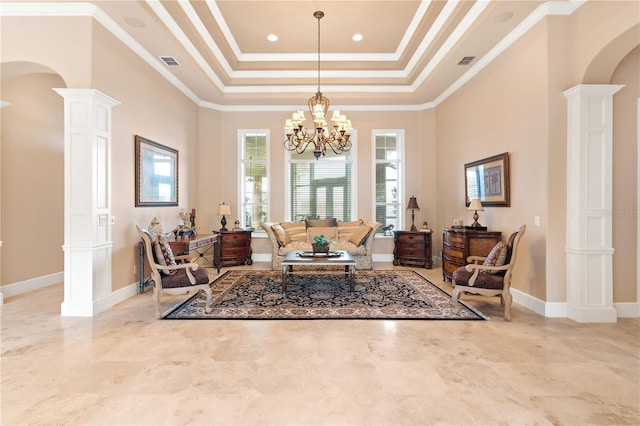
237, 129, 270, 232
372, 129, 405, 233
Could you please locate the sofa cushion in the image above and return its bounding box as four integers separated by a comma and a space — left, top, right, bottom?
153, 236, 177, 275
306, 226, 338, 243
271, 223, 288, 246
483, 240, 508, 274
281, 221, 307, 242
348, 224, 372, 247
337, 219, 364, 241
306, 218, 338, 227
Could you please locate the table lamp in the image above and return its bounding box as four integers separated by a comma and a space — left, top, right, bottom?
468, 198, 484, 227
406, 196, 420, 231
217, 202, 231, 231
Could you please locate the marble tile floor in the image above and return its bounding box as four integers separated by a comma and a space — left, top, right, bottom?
1, 263, 639, 425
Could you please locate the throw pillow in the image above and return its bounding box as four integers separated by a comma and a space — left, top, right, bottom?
307, 226, 338, 243
348, 224, 372, 247
337, 219, 364, 241
305, 218, 338, 228
482, 240, 507, 274
153, 236, 177, 275
281, 221, 307, 242
271, 223, 289, 246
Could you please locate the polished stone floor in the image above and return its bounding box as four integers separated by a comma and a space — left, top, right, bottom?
1, 263, 639, 425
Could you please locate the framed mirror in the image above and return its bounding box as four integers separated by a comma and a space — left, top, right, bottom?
135, 135, 178, 207
464, 152, 510, 207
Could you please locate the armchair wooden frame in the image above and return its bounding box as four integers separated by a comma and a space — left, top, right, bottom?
452, 224, 526, 321
136, 225, 212, 318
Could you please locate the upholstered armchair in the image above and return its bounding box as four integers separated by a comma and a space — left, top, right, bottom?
136, 225, 212, 318
451, 224, 526, 321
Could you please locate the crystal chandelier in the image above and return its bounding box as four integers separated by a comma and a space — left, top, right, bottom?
284, 11, 353, 160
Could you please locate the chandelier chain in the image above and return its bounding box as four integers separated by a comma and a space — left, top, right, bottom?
283, 10, 353, 160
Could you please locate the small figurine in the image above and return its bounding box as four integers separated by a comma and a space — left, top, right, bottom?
148, 217, 163, 241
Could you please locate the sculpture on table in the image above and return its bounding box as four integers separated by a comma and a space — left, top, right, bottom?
174, 209, 196, 238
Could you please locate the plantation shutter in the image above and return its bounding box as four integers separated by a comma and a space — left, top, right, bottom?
290, 158, 352, 222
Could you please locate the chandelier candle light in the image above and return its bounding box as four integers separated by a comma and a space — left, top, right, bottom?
217, 202, 231, 231
283, 11, 353, 160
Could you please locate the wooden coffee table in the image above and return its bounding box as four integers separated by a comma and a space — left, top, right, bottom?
281, 250, 356, 293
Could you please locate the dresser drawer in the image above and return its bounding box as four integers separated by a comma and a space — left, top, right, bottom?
221, 246, 249, 257
396, 232, 428, 243
395, 246, 426, 257
223, 232, 251, 243
443, 231, 464, 247
443, 245, 464, 260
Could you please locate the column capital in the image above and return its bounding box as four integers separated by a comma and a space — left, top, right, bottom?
563, 84, 625, 99
53, 88, 120, 107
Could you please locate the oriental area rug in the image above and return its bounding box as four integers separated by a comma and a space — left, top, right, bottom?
162, 270, 486, 320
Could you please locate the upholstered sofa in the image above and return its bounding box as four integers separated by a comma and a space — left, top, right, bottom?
262, 219, 382, 270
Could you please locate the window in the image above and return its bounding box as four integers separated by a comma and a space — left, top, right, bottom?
287, 142, 355, 222
374, 130, 404, 233
239, 131, 269, 232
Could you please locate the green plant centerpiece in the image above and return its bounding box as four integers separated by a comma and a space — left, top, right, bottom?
312, 234, 330, 254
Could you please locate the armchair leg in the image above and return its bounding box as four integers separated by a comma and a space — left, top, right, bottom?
451, 286, 461, 304
502, 290, 512, 322
203, 287, 212, 313
154, 285, 163, 319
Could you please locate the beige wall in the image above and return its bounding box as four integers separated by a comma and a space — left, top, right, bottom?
196, 109, 437, 257
611, 45, 639, 302
0, 73, 65, 284
435, 2, 639, 303
1, 1, 637, 305
1, 19, 200, 290
435, 20, 549, 300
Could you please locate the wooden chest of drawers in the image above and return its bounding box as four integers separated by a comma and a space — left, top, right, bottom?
218, 230, 252, 267
442, 228, 501, 281
393, 230, 433, 269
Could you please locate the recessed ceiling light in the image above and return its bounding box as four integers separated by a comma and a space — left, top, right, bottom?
125, 17, 145, 28
494, 12, 513, 23
352, 34, 363, 42
267, 34, 278, 42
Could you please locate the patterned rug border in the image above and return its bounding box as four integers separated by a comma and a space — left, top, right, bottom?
162, 270, 487, 320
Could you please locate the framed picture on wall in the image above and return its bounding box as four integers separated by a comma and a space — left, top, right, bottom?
135, 135, 178, 207
464, 152, 510, 207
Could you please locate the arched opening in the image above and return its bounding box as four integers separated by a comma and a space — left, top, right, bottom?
1, 62, 66, 300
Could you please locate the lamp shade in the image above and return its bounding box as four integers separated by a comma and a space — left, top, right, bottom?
468, 199, 484, 211
217, 203, 231, 216
406, 196, 420, 210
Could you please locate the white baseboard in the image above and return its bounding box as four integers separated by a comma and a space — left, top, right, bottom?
1, 272, 64, 299
512, 288, 639, 319
613, 302, 640, 318
251, 253, 271, 262
372, 253, 394, 262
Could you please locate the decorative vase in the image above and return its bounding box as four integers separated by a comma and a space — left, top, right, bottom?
312, 244, 329, 254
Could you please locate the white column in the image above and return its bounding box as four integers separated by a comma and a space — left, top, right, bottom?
54, 89, 119, 317
563, 84, 623, 323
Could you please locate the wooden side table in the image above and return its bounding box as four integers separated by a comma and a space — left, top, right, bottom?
217, 229, 253, 267
393, 230, 433, 269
